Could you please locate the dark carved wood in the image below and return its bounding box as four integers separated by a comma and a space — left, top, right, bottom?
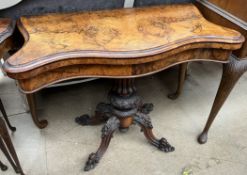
168, 63, 188, 100
75, 103, 111, 126
198, 56, 247, 144
133, 112, 174, 152
84, 116, 120, 171
26, 93, 48, 129
77, 79, 174, 171
0, 117, 25, 174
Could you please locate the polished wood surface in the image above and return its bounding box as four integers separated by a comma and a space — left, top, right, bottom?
0, 19, 15, 44
16, 48, 232, 93
5, 4, 243, 69
0, 18, 13, 42
0, 2, 245, 154
196, 0, 247, 58
208, 0, 247, 22
0, 19, 15, 58
2, 4, 244, 93
172, 1, 247, 143
198, 56, 247, 144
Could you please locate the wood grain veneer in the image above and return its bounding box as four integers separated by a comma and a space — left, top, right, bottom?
0, 19, 15, 59
2, 3, 244, 93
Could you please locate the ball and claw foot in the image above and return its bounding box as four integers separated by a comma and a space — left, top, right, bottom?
84, 153, 100, 171
198, 132, 208, 144
158, 138, 175, 152
75, 114, 91, 125
140, 103, 154, 114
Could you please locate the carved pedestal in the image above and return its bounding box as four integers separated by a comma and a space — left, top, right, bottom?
75, 79, 174, 171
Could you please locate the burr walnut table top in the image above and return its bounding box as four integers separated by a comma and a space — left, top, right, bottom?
2, 3, 244, 93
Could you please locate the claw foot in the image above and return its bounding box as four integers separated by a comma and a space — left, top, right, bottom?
158, 138, 175, 152
140, 103, 154, 114
75, 114, 91, 125
84, 153, 100, 171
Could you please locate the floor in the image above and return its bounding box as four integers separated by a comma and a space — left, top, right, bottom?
0, 62, 247, 175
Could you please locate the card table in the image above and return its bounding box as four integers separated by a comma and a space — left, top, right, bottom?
1, 3, 244, 171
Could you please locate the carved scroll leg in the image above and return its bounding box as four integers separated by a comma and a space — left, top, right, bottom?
26, 93, 48, 129
198, 57, 247, 144
134, 112, 175, 152
0, 119, 25, 174
139, 103, 154, 114
168, 62, 188, 100
84, 116, 120, 171
75, 103, 111, 126
0, 160, 8, 171
0, 98, 16, 131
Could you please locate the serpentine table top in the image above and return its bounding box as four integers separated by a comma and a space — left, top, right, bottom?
0, 3, 245, 172
2, 3, 244, 93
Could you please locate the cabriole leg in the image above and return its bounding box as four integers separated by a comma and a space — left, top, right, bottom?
26, 93, 48, 129
168, 63, 188, 100
198, 57, 247, 144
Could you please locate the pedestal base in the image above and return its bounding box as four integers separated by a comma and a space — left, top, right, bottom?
75, 79, 174, 171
